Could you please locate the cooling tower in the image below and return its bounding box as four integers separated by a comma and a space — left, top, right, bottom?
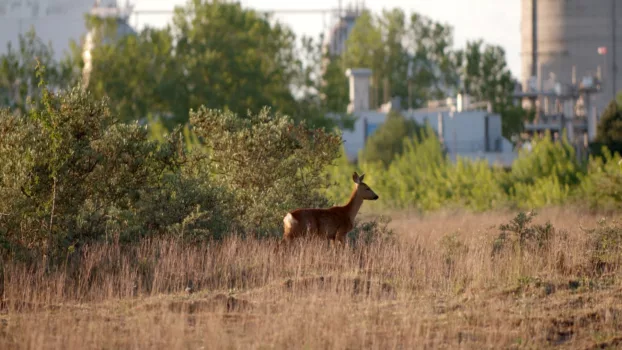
521, 0, 622, 115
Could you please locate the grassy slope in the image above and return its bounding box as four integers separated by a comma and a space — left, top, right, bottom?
1, 208, 622, 349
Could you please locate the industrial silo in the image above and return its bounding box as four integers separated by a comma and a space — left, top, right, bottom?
521, 0, 622, 117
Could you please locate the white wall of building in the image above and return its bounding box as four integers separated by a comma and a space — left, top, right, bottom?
340, 109, 517, 167
0, 0, 115, 61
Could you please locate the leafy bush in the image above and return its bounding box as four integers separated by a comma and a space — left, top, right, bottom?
583, 218, 622, 274
492, 211, 555, 256
358, 111, 425, 168
347, 215, 394, 246
358, 126, 505, 212
379, 127, 448, 210
591, 93, 622, 158
580, 147, 622, 211
323, 144, 358, 205
506, 131, 582, 188
0, 68, 231, 261
189, 107, 343, 236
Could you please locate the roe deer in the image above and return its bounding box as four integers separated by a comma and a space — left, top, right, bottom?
281, 172, 379, 246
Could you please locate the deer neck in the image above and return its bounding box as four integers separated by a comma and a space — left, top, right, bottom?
344, 187, 364, 224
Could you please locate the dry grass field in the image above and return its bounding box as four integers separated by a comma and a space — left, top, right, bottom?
2, 208, 622, 349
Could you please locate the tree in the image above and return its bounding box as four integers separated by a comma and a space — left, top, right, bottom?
77, 0, 344, 130
291, 34, 354, 130
452, 40, 531, 139
406, 12, 457, 105
84, 17, 180, 124
358, 111, 425, 167
189, 106, 343, 235
171, 0, 299, 123
342, 9, 456, 110
343, 10, 385, 108
591, 92, 622, 157
0, 28, 76, 114
319, 52, 349, 114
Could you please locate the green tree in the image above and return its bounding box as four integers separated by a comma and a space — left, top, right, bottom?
79, 0, 342, 129
358, 111, 425, 167
452, 40, 531, 139
591, 92, 622, 157
343, 9, 457, 110
343, 10, 385, 108
319, 52, 349, 114
189, 106, 343, 235
0, 28, 76, 114
0, 66, 232, 261
84, 18, 180, 124
406, 12, 457, 105
292, 34, 354, 130
171, 0, 299, 123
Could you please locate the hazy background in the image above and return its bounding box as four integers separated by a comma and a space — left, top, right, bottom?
132, 0, 523, 78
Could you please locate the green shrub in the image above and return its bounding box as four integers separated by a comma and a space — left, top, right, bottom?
580, 147, 622, 211
590, 93, 622, 158
364, 126, 505, 212
503, 131, 582, 209
492, 211, 555, 257
380, 126, 448, 210
511, 175, 572, 209
444, 157, 507, 211
583, 217, 622, 274
347, 215, 394, 246
0, 70, 231, 261
189, 106, 343, 236
507, 131, 582, 187
323, 144, 358, 205
358, 111, 425, 168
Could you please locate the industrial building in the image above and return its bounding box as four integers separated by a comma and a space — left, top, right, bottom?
519, 0, 622, 154
0, 0, 135, 65
322, 3, 362, 57
339, 68, 518, 167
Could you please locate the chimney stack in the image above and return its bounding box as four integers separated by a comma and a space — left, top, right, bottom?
346, 68, 372, 113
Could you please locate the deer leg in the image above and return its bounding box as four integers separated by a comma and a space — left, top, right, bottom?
335, 231, 347, 248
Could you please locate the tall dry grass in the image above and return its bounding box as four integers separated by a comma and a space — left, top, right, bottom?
1, 208, 622, 349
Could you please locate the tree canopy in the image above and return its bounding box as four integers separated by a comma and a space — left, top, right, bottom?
592, 92, 622, 157
358, 111, 426, 168
0, 1, 528, 139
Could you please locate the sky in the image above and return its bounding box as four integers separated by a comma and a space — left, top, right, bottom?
130, 0, 522, 79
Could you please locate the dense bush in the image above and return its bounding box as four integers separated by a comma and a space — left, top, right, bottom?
580, 147, 622, 211
325, 125, 622, 213
358, 111, 426, 168
189, 106, 342, 236
504, 132, 583, 208
5, 67, 622, 267
591, 93, 622, 158
583, 217, 622, 274
0, 79, 231, 262
0, 70, 344, 260
328, 126, 507, 212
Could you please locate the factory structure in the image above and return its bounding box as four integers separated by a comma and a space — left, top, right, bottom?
518, 0, 622, 158
339, 68, 517, 167
2, 0, 620, 164
0, 0, 135, 62
327, 0, 622, 164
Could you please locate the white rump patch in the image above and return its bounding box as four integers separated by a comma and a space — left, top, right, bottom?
284, 213, 297, 227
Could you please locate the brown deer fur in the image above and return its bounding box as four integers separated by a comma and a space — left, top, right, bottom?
281, 172, 379, 245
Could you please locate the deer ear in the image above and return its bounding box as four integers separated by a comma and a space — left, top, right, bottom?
352, 172, 360, 184
358, 173, 365, 182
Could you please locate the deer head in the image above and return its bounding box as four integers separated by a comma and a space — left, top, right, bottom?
352, 172, 379, 200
